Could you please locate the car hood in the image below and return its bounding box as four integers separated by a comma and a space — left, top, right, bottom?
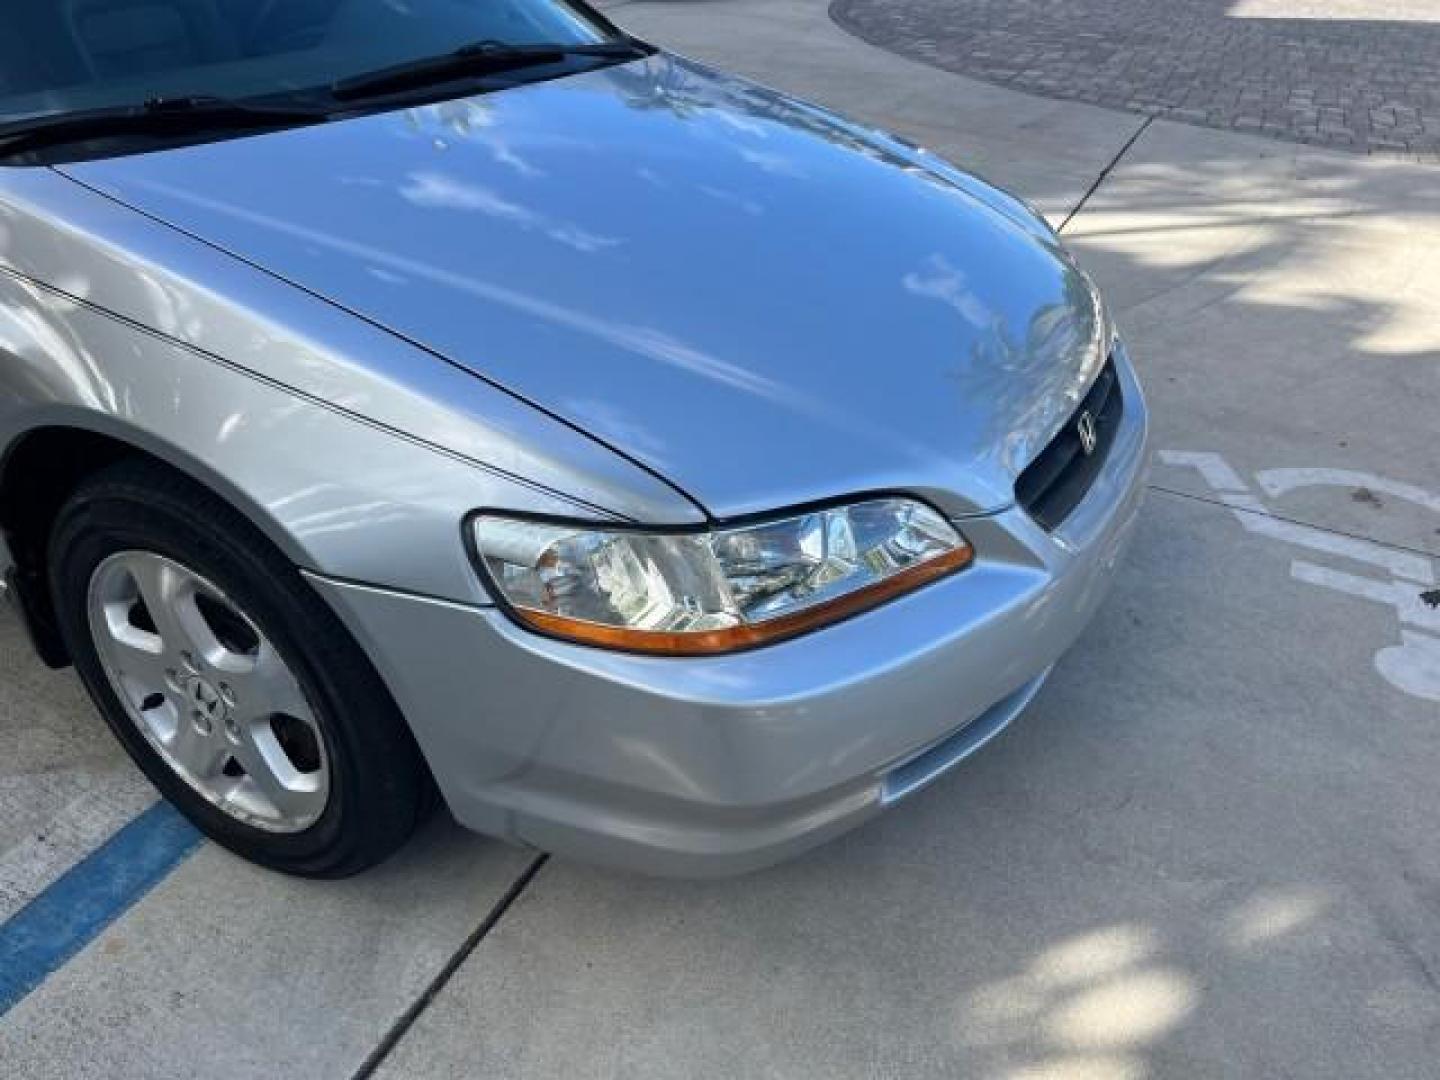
62, 54, 1107, 520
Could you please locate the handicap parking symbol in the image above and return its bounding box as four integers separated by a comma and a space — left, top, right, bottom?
1161, 451, 1440, 704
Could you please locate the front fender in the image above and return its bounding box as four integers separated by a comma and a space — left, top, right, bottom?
0, 168, 703, 602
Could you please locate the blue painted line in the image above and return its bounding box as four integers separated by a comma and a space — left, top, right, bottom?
0, 800, 201, 1018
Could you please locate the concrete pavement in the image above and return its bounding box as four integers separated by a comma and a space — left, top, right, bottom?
602, 0, 1146, 221
0, 612, 155, 922
4, 2, 1438, 1077
377, 494, 1440, 1079
0, 824, 537, 1079
1065, 116, 1440, 558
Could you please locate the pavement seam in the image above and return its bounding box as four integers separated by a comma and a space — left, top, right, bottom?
351, 852, 550, 1080
1148, 483, 1439, 562
1058, 115, 1154, 236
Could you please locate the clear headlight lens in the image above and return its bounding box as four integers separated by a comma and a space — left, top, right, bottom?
471, 498, 972, 655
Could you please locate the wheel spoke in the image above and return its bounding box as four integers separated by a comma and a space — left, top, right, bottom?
231, 727, 323, 823
229, 642, 313, 725
105, 635, 175, 698
163, 716, 230, 780
124, 553, 251, 670
121, 554, 201, 655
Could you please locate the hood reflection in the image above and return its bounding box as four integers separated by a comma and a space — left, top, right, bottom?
62, 52, 1103, 518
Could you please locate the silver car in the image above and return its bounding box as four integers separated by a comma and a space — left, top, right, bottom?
0, 0, 1147, 877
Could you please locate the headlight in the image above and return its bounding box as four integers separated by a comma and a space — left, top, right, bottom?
471, 498, 973, 655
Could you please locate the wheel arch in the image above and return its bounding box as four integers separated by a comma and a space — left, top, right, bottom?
0, 413, 312, 668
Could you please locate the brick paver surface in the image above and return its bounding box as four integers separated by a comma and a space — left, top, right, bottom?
830, 0, 1440, 160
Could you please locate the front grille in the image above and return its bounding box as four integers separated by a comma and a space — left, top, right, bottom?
1014, 357, 1123, 530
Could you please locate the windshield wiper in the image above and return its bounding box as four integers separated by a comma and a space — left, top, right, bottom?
0, 95, 328, 158
330, 38, 649, 102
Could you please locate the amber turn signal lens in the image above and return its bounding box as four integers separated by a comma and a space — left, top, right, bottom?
512, 542, 973, 655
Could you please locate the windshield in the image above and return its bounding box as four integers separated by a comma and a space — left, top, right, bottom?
0, 1, 623, 127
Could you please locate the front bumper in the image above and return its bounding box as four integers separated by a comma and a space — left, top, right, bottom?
312, 354, 1150, 876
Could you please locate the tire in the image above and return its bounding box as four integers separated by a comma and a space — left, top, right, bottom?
48, 457, 434, 878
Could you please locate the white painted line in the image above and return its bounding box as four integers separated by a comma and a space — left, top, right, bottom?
1256, 468, 1440, 517
1158, 450, 1249, 492
1376, 630, 1440, 705
1243, 507, 1434, 584
1161, 451, 1434, 583
1291, 561, 1440, 633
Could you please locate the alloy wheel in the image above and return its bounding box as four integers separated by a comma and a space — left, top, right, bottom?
86, 550, 330, 833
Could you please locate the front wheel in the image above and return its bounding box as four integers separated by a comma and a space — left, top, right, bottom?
49, 459, 433, 878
